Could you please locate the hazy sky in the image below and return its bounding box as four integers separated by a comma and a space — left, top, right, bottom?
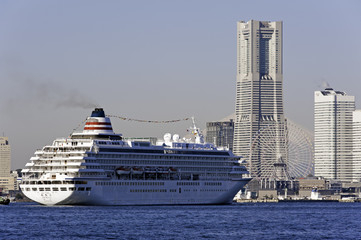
1, 0, 360, 169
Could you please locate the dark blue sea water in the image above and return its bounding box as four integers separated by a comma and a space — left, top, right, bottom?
1, 202, 360, 240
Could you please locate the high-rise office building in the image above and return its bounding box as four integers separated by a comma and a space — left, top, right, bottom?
233, 20, 287, 179
0, 137, 13, 193
352, 110, 361, 182
0, 137, 11, 177
314, 88, 355, 182
206, 120, 234, 151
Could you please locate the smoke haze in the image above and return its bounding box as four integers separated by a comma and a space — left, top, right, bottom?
3, 78, 98, 112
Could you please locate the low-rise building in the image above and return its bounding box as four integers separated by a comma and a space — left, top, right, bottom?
298, 178, 326, 198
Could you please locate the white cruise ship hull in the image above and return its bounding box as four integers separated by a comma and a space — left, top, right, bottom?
21, 108, 252, 206
23, 179, 250, 206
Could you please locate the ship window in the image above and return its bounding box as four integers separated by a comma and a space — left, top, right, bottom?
39, 188, 44, 191
78, 187, 85, 191
53, 188, 59, 191
69, 187, 75, 191
60, 187, 67, 191
75, 181, 87, 184
32, 188, 37, 191
45, 188, 51, 191
26, 188, 30, 191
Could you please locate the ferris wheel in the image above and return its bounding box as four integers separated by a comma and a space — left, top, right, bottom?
286, 119, 314, 178
249, 122, 288, 180
249, 119, 314, 180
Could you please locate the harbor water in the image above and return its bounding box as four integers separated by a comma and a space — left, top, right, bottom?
1, 202, 360, 240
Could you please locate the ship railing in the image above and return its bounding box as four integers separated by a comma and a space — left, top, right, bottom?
26, 169, 81, 174
41, 150, 88, 155
32, 162, 83, 166
45, 162, 82, 166
28, 165, 82, 171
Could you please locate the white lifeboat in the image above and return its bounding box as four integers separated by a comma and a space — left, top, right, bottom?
131, 167, 144, 175
115, 167, 130, 175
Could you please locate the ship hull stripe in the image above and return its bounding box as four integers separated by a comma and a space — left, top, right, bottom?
84, 127, 113, 130
85, 122, 112, 125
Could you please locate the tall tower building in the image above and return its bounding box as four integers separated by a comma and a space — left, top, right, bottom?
314, 88, 355, 182
0, 137, 12, 193
233, 20, 287, 179
0, 137, 11, 177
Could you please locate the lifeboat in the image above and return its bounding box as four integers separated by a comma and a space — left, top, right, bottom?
144, 167, 157, 174
115, 167, 130, 175
157, 167, 169, 174
131, 167, 144, 174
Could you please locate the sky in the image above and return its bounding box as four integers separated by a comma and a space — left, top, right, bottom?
1, 0, 360, 169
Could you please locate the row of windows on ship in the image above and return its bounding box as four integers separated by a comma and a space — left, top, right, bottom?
22, 187, 91, 192
22, 180, 223, 186
36, 154, 234, 162
81, 166, 232, 172
94, 181, 221, 186
33, 159, 233, 167
28, 165, 233, 173
86, 159, 232, 167
79, 172, 231, 179
21, 186, 227, 193
87, 154, 233, 161
42, 147, 90, 152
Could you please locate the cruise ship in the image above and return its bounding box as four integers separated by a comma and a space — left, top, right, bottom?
20, 108, 251, 205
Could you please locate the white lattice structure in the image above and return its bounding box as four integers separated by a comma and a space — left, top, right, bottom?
287, 120, 314, 178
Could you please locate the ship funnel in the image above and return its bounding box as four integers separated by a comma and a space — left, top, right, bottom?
90, 108, 106, 117
83, 108, 114, 134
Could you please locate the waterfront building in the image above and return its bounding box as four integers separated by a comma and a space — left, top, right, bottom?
314, 88, 355, 182
352, 110, 361, 182
233, 20, 287, 179
206, 120, 234, 151
0, 137, 13, 193
10, 171, 20, 191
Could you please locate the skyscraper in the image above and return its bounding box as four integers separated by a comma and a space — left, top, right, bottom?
0, 137, 11, 178
314, 88, 355, 182
233, 20, 287, 179
0, 137, 12, 193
